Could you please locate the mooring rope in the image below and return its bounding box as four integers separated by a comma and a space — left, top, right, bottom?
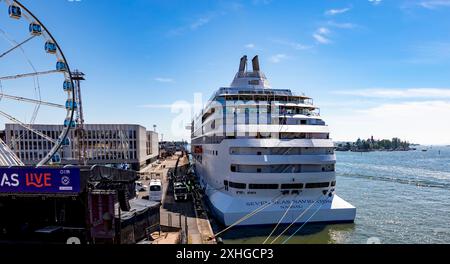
262, 197, 296, 244
282, 195, 332, 244
211, 193, 284, 239
270, 193, 325, 244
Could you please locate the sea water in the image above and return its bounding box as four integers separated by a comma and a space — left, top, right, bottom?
220, 146, 450, 244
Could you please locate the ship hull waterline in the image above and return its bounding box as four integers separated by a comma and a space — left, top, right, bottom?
203, 185, 356, 227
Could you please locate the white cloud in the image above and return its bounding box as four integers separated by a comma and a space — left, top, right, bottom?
318, 27, 330, 35
245, 43, 256, 49
313, 27, 331, 44
189, 17, 212, 30
325, 7, 351, 16
419, 0, 450, 9
327, 21, 357, 29
269, 54, 288, 63
334, 88, 450, 98
328, 100, 450, 145
313, 33, 331, 44
168, 13, 218, 36
272, 39, 312, 50
154, 77, 175, 83
368, 0, 383, 5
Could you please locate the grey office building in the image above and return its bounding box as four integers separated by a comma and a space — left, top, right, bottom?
3, 124, 159, 170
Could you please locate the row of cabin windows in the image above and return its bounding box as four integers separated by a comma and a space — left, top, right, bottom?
203, 105, 316, 118
229, 147, 334, 155
191, 133, 330, 145
224, 181, 335, 190
230, 164, 335, 173
204, 116, 324, 126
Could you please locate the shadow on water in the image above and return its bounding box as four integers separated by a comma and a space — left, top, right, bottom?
212, 221, 356, 244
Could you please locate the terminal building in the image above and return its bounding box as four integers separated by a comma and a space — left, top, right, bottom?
2, 124, 159, 170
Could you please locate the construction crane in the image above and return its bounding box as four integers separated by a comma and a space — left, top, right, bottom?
72, 70, 87, 165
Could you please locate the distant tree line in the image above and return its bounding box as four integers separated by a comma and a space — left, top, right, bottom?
336, 137, 411, 152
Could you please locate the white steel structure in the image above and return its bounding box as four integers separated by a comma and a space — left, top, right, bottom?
191, 56, 355, 226
0, 0, 76, 166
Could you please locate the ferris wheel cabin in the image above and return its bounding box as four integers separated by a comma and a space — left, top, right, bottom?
56, 60, 67, 72
59, 137, 71, 146
63, 80, 73, 92
64, 118, 77, 128
45, 41, 57, 54
8, 5, 21, 19
29, 22, 42, 36
51, 153, 61, 164
65, 99, 78, 110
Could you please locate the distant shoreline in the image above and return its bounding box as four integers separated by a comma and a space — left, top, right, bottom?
335, 148, 413, 152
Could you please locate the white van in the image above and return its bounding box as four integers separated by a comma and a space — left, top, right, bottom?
149, 179, 163, 202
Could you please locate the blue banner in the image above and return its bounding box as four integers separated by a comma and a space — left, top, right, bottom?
0, 167, 81, 194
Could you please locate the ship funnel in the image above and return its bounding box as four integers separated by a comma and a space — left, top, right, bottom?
252, 55, 260, 72
238, 55, 247, 73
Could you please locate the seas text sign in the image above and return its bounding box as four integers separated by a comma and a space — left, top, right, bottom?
0, 167, 80, 194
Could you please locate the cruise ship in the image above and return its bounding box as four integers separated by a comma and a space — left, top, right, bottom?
191, 56, 356, 226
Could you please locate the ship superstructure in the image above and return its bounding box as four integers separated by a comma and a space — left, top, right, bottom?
191, 56, 356, 226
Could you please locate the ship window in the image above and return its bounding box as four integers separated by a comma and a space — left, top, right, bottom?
331, 181, 336, 187
230, 165, 236, 172
257, 168, 262, 173
300, 120, 307, 125
305, 182, 330, 189
257, 152, 262, 155
249, 184, 279, 190
281, 183, 304, 189
229, 182, 246, 189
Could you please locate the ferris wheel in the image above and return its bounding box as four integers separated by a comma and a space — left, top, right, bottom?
0, 0, 76, 166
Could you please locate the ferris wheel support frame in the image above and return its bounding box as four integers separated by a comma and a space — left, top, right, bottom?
6, 0, 77, 166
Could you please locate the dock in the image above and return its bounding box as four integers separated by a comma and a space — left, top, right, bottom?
139, 153, 216, 244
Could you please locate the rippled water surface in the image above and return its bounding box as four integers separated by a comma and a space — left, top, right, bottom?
219, 146, 450, 244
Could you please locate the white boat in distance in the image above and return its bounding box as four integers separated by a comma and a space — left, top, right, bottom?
191, 55, 356, 226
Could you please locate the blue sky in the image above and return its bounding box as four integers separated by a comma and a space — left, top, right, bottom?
1, 0, 450, 144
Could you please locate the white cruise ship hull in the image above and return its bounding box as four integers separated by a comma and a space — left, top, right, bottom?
194, 138, 356, 226
204, 185, 356, 226
191, 55, 356, 227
